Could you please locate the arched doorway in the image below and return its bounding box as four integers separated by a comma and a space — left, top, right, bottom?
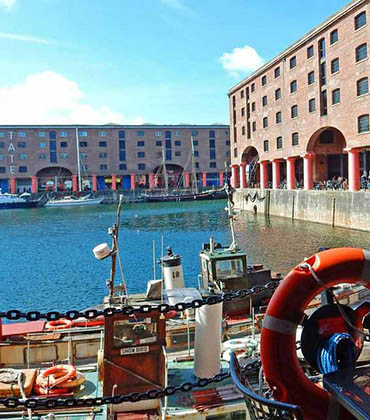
241, 146, 259, 186
153, 164, 184, 189
307, 127, 347, 184
36, 167, 73, 192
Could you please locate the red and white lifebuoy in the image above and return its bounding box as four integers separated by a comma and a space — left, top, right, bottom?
36, 364, 77, 389
261, 247, 370, 420
71, 316, 104, 328
45, 319, 72, 330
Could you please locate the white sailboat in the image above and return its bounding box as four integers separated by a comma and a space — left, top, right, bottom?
45, 128, 104, 207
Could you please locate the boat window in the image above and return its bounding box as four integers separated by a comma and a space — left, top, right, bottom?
113, 319, 157, 348
215, 258, 244, 280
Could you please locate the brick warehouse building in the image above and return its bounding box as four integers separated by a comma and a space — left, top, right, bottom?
229, 0, 369, 192
0, 125, 230, 193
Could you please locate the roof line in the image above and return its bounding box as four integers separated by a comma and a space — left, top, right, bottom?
228, 0, 367, 95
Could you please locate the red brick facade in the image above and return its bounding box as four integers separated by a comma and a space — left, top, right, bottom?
229, 0, 369, 191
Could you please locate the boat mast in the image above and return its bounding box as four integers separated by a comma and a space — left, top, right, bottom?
162, 147, 169, 192
225, 165, 238, 252
191, 136, 198, 193
75, 127, 82, 192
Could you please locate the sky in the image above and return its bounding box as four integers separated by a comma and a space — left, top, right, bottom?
0, 0, 352, 125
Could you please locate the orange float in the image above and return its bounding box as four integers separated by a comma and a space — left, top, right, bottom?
261, 247, 370, 420
45, 319, 72, 330
36, 364, 77, 389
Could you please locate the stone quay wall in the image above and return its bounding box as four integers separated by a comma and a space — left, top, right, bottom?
233, 188, 370, 232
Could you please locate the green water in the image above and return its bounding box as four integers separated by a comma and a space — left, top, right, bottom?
0, 200, 369, 314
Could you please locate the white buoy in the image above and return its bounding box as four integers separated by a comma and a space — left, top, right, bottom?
158, 248, 185, 290
194, 296, 223, 378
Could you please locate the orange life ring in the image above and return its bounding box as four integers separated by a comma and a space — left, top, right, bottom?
57, 371, 85, 388
261, 248, 370, 420
36, 364, 77, 389
71, 316, 104, 328
45, 319, 72, 330
33, 383, 70, 396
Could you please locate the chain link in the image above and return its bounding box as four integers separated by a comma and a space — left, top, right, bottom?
0, 281, 280, 321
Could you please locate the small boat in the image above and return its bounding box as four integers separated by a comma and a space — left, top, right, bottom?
45, 194, 103, 207
0, 192, 40, 210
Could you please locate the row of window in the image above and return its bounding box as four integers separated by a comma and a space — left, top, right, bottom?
238, 11, 367, 97
263, 133, 300, 152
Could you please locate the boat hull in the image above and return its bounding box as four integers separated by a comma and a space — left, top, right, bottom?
0, 201, 39, 209
142, 191, 226, 202
45, 198, 103, 207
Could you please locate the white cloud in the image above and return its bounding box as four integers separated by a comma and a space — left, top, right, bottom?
160, 0, 186, 12
220, 45, 264, 77
0, 0, 15, 11
0, 71, 144, 125
0, 32, 55, 45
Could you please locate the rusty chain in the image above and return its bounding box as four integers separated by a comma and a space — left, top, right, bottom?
0, 281, 279, 322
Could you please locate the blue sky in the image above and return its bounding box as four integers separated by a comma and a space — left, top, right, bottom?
0, 0, 351, 125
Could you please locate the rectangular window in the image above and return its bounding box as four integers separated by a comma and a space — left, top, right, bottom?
100, 164, 108, 170
119, 164, 127, 170
19, 153, 27, 160
261, 75, 267, 86
138, 151, 145, 158
263, 117, 268, 128
191, 130, 199, 136
262, 96, 267, 106
17, 141, 26, 148
99, 152, 108, 158
60, 131, 68, 137
39, 142, 46, 148
210, 162, 216, 168
251, 83, 255, 92
292, 132, 299, 146
276, 112, 282, 124
358, 115, 369, 133
99, 131, 106, 137
320, 62, 326, 85
99, 141, 107, 147
192, 140, 198, 146
119, 140, 125, 149
309, 98, 316, 113
209, 139, 215, 148
166, 150, 172, 160
357, 77, 369, 96
275, 88, 281, 100
195, 162, 200, 169
240, 90, 244, 98
50, 151, 57, 163
332, 88, 340, 105
19, 166, 27, 173
18, 131, 26, 137
290, 56, 297, 69
331, 58, 339, 74
251, 102, 256, 112
137, 141, 145, 147
38, 131, 46, 137
291, 105, 298, 118
209, 130, 215, 138
210, 149, 216, 160
321, 90, 328, 116
118, 130, 125, 139
119, 151, 126, 161
0, 154, 4, 161
0, 167, 5, 174
319, 38, 326, 58
175, 131, 181, 136
252, 121, 256, 132
233, 148, 237, 158
241, 107, 245, 117
355, 11, 366, 30
137, 130, 144, 136
356, 43, 368, 62
49, 131, 56, 140
226, 140, 230, 146
0, 132, 5, 137
165, 139, 171, 148
263, 140, 269, 152
194, 150, 199, 157
274, 67, 280, 78
175, 140, 181, 146
79, 141, 88, 147
80, 152, 88, 160
290, 80, 297, 93
81, 164, 88, 171
307, 45, 314, 58
276, 137, 283, 149
156, 140, 162, 146
165, 131, 171, 138
79, 131, 87, 137
60, 153, 69, 159
308, 71, 315, 85
330, 29, 338, 44
175, 151, 181, 157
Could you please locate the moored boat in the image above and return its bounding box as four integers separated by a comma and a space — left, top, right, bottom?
45, 194, 103, 207
0, 192, 40, 210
